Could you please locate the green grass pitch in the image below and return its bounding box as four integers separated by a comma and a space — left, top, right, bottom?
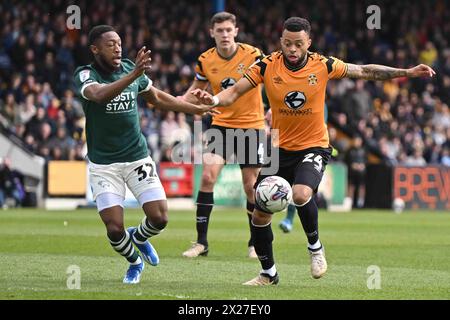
0, 208, 449, 300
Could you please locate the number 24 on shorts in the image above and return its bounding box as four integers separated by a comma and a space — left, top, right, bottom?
303, 153, 323, 172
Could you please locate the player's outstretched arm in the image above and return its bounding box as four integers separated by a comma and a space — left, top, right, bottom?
84, 47, 152, 104
191, 77, 254, 107
178, 79, 209, 104
140, 86, 219, 116
346, 63, 435, 81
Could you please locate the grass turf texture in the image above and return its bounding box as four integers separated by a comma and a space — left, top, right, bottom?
0, 208, 449, 300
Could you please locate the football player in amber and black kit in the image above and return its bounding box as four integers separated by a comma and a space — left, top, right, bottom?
192, 17, 435, 285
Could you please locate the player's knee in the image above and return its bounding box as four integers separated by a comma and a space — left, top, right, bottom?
106, 224, 125, 242
252, 210, 272, 225
143, 199, 168, 230
292, 188, 313, 206
243, 182, 255, 200
201, 171, 217, 189
153, 215, 168, 230
148, 210, 168, 230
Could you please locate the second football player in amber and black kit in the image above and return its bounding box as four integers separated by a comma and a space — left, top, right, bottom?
179, 12, 265, 259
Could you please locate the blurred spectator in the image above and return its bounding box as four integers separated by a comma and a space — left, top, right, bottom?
423, 136, 442, 164
60, 89, 84, 121
37, 122, 52, 144
36, 82, 55, 109
419, 42, 438, 67
171, 112, 192, 161
47, 126, 76, 160
37, 144, 51, 162
342, 79, 372, 125
174, 113, 192, 144
23, 134, 38, 153
345, 136, 367, 208
385, 136, 402, 162
160, 111, 179, 161
432, 103, 450, 129
36, 52, 60, 90
47, 98, 61, 121
24, 107, 47, 139
0, 93, 19, 126
69, 143, 86, 161
328, 126, 348, 161
441, 147, 450, 166
403, 148, 427, 166
18, 94, 37, 125
0, 157, 26, 208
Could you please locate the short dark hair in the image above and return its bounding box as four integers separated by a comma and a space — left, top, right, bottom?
88, 25, 115, 45
210, 12, 236, 27
283, 17, 311, 35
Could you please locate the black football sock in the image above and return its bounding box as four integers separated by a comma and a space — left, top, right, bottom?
295, 196, 321, 251
246, 201, 255, 247
196, 191, 214, 247
251, 221, 275, 271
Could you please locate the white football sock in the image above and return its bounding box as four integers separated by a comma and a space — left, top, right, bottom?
262, 265, 277, 277
308, 239, 322, 251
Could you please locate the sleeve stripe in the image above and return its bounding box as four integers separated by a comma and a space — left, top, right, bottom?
244, 74, 257, 87
80, 82, 99, 100
197, 60, 204, 73
256, 61, 267, 76
138, 78, 153, 93
258, 49, 265, 60
255, 51, 265, 62
195, 73, 208, 81
341, 63, 349, 78
326, 57, 335, 74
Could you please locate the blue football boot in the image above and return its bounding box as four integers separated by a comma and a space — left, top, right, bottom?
279, 218, 293, 233
123, 258, 144, 284
127, 227, 159, 266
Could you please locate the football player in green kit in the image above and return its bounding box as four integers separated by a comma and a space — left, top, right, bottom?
74, 25, 217, 284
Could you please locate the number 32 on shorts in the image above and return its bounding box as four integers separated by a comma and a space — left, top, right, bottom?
134, 163, 156, 182
302, 153, 323, 172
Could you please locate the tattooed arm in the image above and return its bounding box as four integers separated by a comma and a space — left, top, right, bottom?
346, 63, 435, 80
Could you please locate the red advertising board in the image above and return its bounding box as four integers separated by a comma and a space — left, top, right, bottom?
393, 166, 450, 210
159, 162, 193, 197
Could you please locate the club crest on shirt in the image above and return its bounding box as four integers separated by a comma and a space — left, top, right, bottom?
308, 74, 318, 85
237, 63, 246, 75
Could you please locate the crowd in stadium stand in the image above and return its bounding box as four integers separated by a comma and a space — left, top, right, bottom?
0, 0, 449, 170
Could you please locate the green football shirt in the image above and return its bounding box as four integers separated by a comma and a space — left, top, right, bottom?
74, 59, 152, 164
